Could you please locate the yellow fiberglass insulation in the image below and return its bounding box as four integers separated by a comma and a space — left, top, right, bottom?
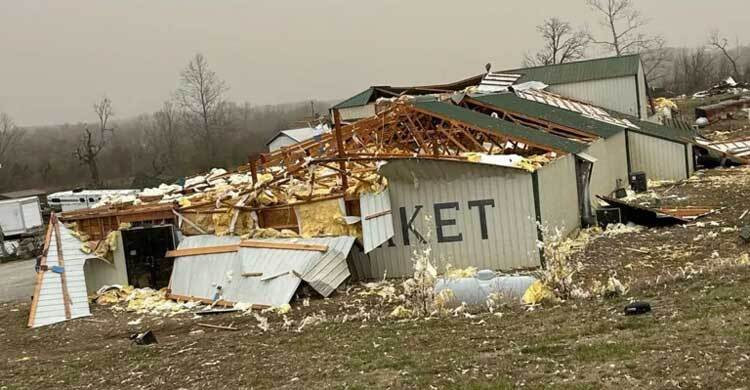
181, 212, 215, 235
212, 210, 233, 236
296, 198, 361, 238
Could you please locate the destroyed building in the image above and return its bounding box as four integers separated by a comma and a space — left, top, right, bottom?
27, 54, 740, 327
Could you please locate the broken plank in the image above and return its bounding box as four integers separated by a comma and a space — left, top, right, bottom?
364, 209, 392, 221
164, 244, 239, 258
197, 323, 239, 331
241, 272, 263, 277
239, 240, 328, 252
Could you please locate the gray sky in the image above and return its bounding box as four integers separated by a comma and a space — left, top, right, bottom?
1, 0, 748, 126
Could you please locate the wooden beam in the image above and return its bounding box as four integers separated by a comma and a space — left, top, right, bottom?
27, 216, 55, 328
241, 272, 263, 277
165, 244, 240, 258
364, 210, 392, 221
197, 323, 239, 331
239, 240, 328, 252
333, 108, 349, 191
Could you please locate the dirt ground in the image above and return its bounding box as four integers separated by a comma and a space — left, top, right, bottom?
4, 167, 750, 389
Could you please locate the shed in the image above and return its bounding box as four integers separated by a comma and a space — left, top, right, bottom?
331, 74, 484, 121
266, 125, 329, 152
498, 54, 649, 119
350, 155, 582, 279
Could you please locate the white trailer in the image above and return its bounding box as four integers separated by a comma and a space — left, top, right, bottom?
47, 189, 139, 212
0, 196, 43, 237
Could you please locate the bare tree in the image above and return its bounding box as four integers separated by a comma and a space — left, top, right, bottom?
672, 47, 715, 95
74, 97, 115, 187
523, 18, 590, 67
148, 99, 181, 173
177, 53, 228, 167
586, 0, 667, 83
708, 30, 741, 79
0, 112, 24, 169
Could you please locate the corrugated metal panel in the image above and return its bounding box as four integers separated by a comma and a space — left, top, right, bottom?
586, 133, 629, 199
360, 190, 394, 253
472, 93, 623, 139
537, 154, 579, 238
338, 103, 376, 121
478, 73, 522, 92
515, 87, 640, 129
169, 236, 355, 306
355, 159, 541, 279
637, 62, 648, 119
628, 131, 688, 181
30, 223, 92, 327
503, 54, 641, 85
687, 144, 695, 176
546, 76, 640, 119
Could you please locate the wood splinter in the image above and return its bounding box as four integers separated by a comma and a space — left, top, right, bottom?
197, 323, 239, 331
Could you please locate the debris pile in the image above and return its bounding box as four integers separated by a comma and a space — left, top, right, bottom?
94, 285, 202, 316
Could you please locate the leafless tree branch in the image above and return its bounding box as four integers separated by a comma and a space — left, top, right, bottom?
523, 17, 591, 67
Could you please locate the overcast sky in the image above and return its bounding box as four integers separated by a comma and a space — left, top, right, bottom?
1, 0, 748, 126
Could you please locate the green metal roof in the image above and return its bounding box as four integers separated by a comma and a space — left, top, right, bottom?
332, 87, 375, 109
610, 111, 692, 144
413, 100, 587, 154
502, 54, 641, 85
471, 93, 623, 139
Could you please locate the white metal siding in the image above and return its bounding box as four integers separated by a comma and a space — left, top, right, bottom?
83, 232, 129, 295
628, 131, 688, 181
268, 135, 299, 152
549, 76, 639, 118
31, 223, 92, 327
586, 133, 629, 199
687, 144, 695, 176
338, 103, 376, 121
169, 236, 355, 306
360, 190, 394, 253
356, 160, 541, 279
537, 155, 579, 238
637, 62, 649, 119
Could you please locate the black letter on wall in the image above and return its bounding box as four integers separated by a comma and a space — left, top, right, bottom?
399, 206, 425, 246
434, 202, 463, 243
468, 199, 495, 240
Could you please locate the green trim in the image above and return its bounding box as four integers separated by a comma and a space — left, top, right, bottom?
531, 172, 546, 269
625, 130, 632, 174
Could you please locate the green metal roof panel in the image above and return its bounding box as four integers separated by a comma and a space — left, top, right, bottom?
332, 87, 375, 109
473, 93, 623, 139
414, 100, 587, 154
611, 112, 691, 144
502, 54, 641, 85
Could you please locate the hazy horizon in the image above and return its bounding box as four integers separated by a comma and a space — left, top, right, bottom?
1, 0, 749, 126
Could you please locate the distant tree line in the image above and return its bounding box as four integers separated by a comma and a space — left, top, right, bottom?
0, 53, 333, 192
523, 0, 750, 95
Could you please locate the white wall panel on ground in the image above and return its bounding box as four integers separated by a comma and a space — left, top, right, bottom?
169, 236, 355, 306
354, 160, 541, 279
30, 223, 92, 328
628, 131, 688, 181
549, 76, 639, 118
537, 154, 579, 238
